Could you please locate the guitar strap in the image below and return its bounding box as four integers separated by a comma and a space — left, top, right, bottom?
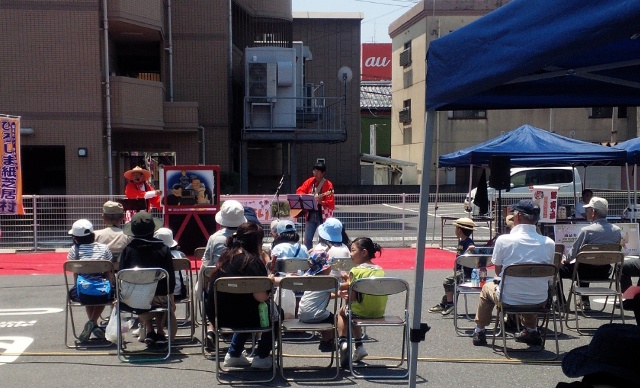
314, 178, 326, 212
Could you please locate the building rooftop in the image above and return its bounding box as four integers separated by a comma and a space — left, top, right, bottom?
360, 81, 391, 109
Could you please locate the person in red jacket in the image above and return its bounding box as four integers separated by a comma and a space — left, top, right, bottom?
296, 161, 335, 249
124, 166, 162, 211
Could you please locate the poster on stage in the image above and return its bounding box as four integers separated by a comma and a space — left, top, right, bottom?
0, 115, 24, 215
531, 185, 558, 223
163, 165, 220, 210
554, 222, 638, 256
228, 195, 290, 224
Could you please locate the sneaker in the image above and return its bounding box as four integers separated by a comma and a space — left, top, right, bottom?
91, 326, 105, 341
79, 321, 95, 343
205, 330, 215, 351
223, 352, 252, 367
251, 355, 273, 370
318, 340, 335, 352
514, 329, 542, 346
154, 332, 168, 345
352, 345, 368, 362
144, 331, 158, 345
137, 324, 147, 343
428, 303, 446, 313
441, 304, 455, 316
472, 330, 487, 346
339, 340, 349, 368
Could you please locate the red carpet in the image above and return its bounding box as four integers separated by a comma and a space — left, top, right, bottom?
0, 248, 455, 276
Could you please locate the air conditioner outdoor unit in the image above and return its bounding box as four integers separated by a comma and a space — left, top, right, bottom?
399, 48, 412, 67
247, 62, 277, 98
399, 107, 411, 124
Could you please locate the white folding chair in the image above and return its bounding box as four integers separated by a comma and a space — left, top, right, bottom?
277, 275, 340, 381
115, 267, 171, 362
274, 257, 310, 275
453, 253, 495, 336
491, 263, 559, 360
213, 276, 277, 384
346, 277, 410, 379
63, 260, 115, 348
172, 257, 195, 342
565, 251, 625, 335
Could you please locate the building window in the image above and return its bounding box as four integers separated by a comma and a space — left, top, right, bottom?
399, 99, 411, 124
447, 110, 487, 120
400, 41, 412, 68
402, 126, 412, 145
589, 106, 627, 119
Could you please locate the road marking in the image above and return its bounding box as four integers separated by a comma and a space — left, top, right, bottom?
0, 321, 37, 328
0, 308, 62, 316
0, 337, 33, 365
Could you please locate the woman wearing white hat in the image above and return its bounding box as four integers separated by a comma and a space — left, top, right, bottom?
202, 200, 247, 266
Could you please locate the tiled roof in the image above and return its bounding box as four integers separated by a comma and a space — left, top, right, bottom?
360, 81, 391, 109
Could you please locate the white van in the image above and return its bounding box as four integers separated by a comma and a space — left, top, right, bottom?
464, 167, 582, 215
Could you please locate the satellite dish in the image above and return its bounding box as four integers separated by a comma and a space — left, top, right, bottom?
337, 66, 353, 83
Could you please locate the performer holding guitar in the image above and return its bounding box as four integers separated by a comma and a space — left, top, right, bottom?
296, 161, 335, 250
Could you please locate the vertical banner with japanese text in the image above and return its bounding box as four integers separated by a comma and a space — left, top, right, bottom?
0, 115, 24, 215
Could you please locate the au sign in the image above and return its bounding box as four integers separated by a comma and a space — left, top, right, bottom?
361, 43, 391, 81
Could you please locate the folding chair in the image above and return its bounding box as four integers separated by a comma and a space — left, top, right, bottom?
200, 265, 217, 356
213, 276, 277, 384
453, 252, 495, 336
274, 257, 310, 275
172, 257, 195, 342
193, 247, 205, 272
491, 263, 559, 360
346, 277, 410, 379
565, 251, 625, 335
63, 260, 115, 348
552, 250, 565, 333
330, 256, 354, 272
277, 276, 340, 381
115, 267, 171, 362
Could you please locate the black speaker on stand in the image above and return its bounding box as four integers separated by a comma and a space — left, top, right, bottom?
489, 155, 511, 234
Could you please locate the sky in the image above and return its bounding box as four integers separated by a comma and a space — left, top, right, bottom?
292, 0, 420, 43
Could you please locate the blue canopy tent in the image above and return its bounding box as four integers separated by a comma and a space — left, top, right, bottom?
439, 124, 627, 168
615, 138, 640, 219
410, 1, 640, 384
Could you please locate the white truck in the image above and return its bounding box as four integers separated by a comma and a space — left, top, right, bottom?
464, 167, 582, 216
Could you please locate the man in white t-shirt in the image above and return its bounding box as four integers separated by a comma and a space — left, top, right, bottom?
472, 199, 555, 347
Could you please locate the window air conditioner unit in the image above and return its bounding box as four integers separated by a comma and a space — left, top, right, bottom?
399, 48, 412, 67
399, 107, 411, 124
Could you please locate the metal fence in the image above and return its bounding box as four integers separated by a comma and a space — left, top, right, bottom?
0, 191, 635, 251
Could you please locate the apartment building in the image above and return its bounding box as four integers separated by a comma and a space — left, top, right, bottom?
0, 1, 362, 195
389, 0, 638, 191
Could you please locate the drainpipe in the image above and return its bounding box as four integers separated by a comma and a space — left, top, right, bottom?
166, 0, 174, 102
199, 126, 206, 164
102, 0, 113, 196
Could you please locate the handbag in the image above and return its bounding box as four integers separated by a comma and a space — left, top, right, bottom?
76, 274, 112, 305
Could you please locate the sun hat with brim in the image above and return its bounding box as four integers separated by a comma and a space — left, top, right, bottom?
154, 227, 178, 248
562, 323, 640, 383
68, 219, 94, 237
277, 220, 296, 235
102, 200, 124, 215
123, 211, 163, 237
583, 196, 608, 213
215, 200, 247, 227
124, 166, 151, 181
318, 217, 343, 243
452, 217, 477, 231
306, 251, 332, 276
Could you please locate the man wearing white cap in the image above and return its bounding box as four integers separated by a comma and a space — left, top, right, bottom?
560, 196, 621, 310
94, 201, 131, 260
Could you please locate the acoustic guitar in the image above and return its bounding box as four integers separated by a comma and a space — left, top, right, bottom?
290, 189, 334, 218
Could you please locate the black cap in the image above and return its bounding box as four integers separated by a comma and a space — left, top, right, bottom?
509, 199, 540, 216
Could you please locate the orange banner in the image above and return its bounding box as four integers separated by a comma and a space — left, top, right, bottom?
0, 115, 24, 215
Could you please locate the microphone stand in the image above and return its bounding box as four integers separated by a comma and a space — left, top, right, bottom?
274, 175, 285, 219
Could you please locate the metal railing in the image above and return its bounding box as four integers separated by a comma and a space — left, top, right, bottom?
0, 191, 635, 251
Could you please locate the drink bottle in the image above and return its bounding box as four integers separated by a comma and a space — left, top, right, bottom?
479, 267, 488, 287
470, 269, 479, 287
258, 302, 269, 327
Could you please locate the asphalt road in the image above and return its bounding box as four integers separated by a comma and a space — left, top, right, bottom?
1, 269, 631, 387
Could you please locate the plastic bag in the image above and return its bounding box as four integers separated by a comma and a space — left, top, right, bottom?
105, 308, 127, 343
275, 287, 296, 319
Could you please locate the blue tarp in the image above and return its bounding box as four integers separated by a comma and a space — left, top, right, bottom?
438, 125, 627, 167
426, 0, 640, 111
615, 138, 640, 165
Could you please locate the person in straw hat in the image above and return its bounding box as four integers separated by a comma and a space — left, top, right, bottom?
429, 217, 477, 316
124, 166, 162, 210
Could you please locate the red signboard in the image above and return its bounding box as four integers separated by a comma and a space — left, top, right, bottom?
361, 43, 392, 81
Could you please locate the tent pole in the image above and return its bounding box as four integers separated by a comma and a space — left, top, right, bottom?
432, 166, 441, 244
409, 110, 436, 387
635, 165, 638, 222
626, 163, 631, 218
467, 165, 473, 215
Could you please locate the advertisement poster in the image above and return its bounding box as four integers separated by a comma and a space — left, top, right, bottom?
554, 222, 639, 255
226, 195, 291, 224
0, 115, 24, 215
531, 185, 558, 223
